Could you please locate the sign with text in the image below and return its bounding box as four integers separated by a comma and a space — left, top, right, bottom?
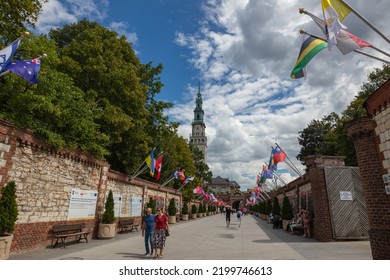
383, 173, 390, 184
68, 189, 98, 219
340, 191, 353, 201
130, 196, 143, 217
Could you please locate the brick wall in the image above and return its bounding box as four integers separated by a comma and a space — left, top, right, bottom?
347, 117, 390, 259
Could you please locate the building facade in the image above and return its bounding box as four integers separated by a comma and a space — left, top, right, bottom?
189, 85, 207, 162
208, 176, 240, 194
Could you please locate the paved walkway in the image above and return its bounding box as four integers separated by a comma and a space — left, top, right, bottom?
9, 214, 372, 260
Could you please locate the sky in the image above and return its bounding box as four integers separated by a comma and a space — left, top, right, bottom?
34, 0, 390, 190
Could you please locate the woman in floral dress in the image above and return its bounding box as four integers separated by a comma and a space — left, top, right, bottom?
153, 207, 169, 259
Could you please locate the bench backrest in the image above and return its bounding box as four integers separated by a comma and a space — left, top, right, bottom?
52, 223, 85, 234
119, 219, 134, 226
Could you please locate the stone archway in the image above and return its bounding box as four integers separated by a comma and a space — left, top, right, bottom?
232, 200, 241, 211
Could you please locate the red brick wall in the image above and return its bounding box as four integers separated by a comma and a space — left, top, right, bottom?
347, 117, 390, 259
306, 166, 334, 242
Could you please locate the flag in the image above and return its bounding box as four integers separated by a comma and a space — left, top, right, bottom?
306, 10, 372, 55
5, 58, 41, 84
291, 34, 328, 79
322, 0, 351, 50
145, 150, 155, 176
184, 176, 194, 183
177, 171, 185, 181
263, 165, 274, 179
154, 156, 163, 181
273, 146, 286, 164
193, 185, 202, 194
0, 38, 22, 72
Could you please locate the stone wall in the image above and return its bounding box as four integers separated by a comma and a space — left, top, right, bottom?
0, 119, 182, 253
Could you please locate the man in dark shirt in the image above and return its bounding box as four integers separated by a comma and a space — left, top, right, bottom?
225, 206, 232, 227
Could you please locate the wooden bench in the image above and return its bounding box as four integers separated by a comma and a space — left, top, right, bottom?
51, 223, 91, 248
118, 218, 139, 233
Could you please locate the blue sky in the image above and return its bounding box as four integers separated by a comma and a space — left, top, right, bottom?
35, 0, 390, 190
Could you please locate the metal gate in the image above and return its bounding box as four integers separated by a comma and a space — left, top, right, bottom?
324, 167, 369, 240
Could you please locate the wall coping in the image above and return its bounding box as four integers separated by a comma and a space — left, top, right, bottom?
364, 79, 390, 116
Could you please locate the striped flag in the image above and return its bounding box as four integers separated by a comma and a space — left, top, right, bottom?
306, 10, 372, 55
322, 0, 351, 50
291, 34, 328, 79
0, 37, 22, 72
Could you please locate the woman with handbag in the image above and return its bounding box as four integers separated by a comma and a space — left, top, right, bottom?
153, 207, 169, 259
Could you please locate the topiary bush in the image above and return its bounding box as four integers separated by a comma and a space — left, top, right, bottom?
146, 197, 156, 214
0, 181, 18, 235
182, 203, 189, 215
281, 196, 294, 220
168, 198, 177, 216
191, 204, 197, 214
102, 189, 115, 224
272, 197, 281, 216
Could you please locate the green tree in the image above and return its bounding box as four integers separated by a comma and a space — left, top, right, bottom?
191, 204, 197, 214
0, 181, 18, 235
102, 190, 115, 224
281, 196, 293, 220
272, 197, 281, 216
168, 198, 177, 216
0, 0, 47, 43
182, 203, 189, 215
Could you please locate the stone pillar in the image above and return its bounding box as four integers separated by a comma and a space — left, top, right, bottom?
304, 156, 344, 242
347, 117, 390, 259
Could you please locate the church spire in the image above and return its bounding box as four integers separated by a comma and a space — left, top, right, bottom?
193, 82, 204, 124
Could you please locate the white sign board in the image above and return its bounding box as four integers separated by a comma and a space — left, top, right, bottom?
68, 189, 98, 219
385, 185, 390, 195
340, 191, 353, 201
130, 196, 143, 217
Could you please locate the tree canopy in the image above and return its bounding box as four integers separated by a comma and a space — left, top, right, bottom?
297, 64, 390, 166
0, 18, 213, 191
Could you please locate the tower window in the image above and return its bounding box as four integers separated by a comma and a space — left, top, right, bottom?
197, 114, 199, 119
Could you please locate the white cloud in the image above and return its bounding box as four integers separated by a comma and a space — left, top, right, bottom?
169, 0, 388, 190
35, 0, 108, 33
109, 21, 138, 45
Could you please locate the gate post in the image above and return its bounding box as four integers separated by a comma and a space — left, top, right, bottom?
304, 156, 344, 242
347, 117, 390, 259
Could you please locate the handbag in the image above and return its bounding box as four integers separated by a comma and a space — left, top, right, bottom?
165, 228, 170, 236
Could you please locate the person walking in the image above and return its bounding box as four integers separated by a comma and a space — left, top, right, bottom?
153, 207, 169, 259
225, 206, 232, 227
141, 207, 155, 256
301, 207, 311, 238
236, 209, 243, 228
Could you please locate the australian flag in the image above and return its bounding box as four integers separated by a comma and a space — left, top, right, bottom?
0, 38, 22, 72
5, 58, 41, 84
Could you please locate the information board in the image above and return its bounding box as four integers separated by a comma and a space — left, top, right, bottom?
130, 196, 143, 217
67, 189, 98, 219
340, 191, 353, 201
104, 192, 122, 218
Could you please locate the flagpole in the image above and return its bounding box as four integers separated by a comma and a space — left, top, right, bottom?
340, 0, 390, 45
300, 29, 390, 65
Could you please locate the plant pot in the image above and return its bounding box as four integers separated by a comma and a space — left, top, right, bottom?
282, 220, 290, 231
0, 234, 13, 260
168, 215, 176, 224
182, 214, 189, 221
191, 214, 197, 219
197, 213, 201, 218
98, 223, 116, 239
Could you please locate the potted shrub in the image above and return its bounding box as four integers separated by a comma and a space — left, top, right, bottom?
191, 204, 197, 219
98, 189, 116, 239
182, 203, 189, 221
197, 204, 203, 217
0, 181, 18, 260
281, 196, 294, 230
168, 198, 177, 224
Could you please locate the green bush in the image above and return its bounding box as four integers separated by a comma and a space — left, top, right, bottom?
146, 197, 156, 214
281, 196, 294, 220
0, 181, 18, 235
191, 204, 197, 214
168, 198, 177, 216
102, 190, 115, 224
182, 203, 189, 215
272, 197, 281, 216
